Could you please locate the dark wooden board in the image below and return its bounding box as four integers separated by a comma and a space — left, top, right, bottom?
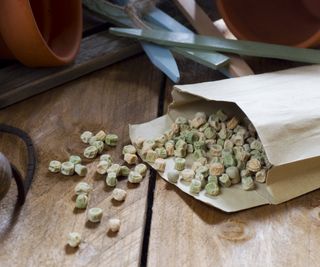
0, 9, 142, 109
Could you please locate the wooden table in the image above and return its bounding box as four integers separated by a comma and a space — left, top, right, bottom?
1, 23, 320, 267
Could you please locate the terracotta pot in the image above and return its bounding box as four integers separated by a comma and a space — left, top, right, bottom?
0, 0, 82, 67
217, 0, 320, 48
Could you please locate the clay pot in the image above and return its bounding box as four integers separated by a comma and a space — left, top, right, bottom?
0, 0, 82, 67
217, 0, 320, 48
0, 153, 12, 201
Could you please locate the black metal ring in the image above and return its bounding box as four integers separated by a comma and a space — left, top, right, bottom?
0, 124, 36, 205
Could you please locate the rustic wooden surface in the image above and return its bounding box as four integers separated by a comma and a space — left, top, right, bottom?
0, 9, 142, 109
0, 56, 163, 267
148, 58, 316, 267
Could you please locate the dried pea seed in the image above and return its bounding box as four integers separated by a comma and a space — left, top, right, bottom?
128, 171, 143, 183
223, 153, 236, 167
75, 164, 88, 176
209, 162, 224, 176
187, 144, 194, 153
122, 145, 137, 155
61, 162, 75, 176
155, 147, 167, 159
190, 179, 202, 194
96, 160, 111, 174
48, 160, 61, 173
134, 137, 145, 149
120, 166, 130, 177
192, 161, 203, 171
250, 140, 263, 151
208, 175, 218, 184
255, 169, 267, 183
219, 174, 231, 187
112, 188, 127, 201
226, 166, 240, 184
134, 163, 147, 177
100, 154, 112, 163
193, 149, 205, 160
167, 170, 180, 183
106, 172, 117, 187
246, 158, 261, 172
75, 194, 88, 209
209, 144, 222, 157
80, 131, 93, 144
226, 117, 239, 130
87, 207, 103, 223
74, 182, 92, 195
196, 157, 207, 166
216, 110, 228, 122
124, 153, 138, 165
154, 158, 166, 172
107, 164, 121, 176
95, 130, 107, 141
84, 146, 98, 159
105, 134, 118, 146
92, 141, 104, 154
174, 147, 187, 158
69, 155, 81, 165
196, 165, 209, 178
146, 150, 157, 163
242, 176, 255, 190
181, 169, 195, 182
88, 136, 98, 146
67, 232, 82, 248
108, 218, 121, 232
205, 182, 220, 196
174, 158, 186, 171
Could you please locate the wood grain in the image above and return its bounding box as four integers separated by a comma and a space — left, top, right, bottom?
0, 30, 141, 109
0, 56, 163, 267
148, 60, 320, 267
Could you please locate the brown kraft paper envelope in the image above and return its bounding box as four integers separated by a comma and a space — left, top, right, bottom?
129, 65, 320, 212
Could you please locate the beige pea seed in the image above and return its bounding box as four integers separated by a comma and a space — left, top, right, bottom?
146, 150, 157, 163
181, 169, 195, 182
48, 160, 61, 173
246, 158, 261, 172
61, 162, 75, 176
134, 137, 145, 149
95, 130, 107, 141
154, 158, 166, 172
124, 153, 138, 165
226, 117, 239, 130
87, 207, 103, 223
80, 131, 93, 144
83, 146, 98, 159
108, 218, 121, 232
96, 160, 111, 174
209, 162, 224, 176
165, 141, 175, 156
67, 232, 82, 248
255, 169, 267, 183
122, 145, 137, 155
112, 188, 127, 201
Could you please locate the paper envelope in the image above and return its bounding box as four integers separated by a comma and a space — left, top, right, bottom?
130, 65, 320, 212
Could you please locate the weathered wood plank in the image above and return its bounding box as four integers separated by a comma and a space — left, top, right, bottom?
0, 31, 142, 109
148, 58, 316, 267
0, 55, 163, 267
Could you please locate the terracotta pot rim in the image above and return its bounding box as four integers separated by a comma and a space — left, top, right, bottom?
216, 0, 320, 48
0, 0, 82, 66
